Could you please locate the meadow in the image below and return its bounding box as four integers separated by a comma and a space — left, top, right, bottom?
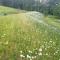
0, 6, 60, 60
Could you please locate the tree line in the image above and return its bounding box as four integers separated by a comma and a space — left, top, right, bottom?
0, 0, 60, 17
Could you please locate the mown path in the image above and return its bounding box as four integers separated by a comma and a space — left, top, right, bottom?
26, 11, 60, 34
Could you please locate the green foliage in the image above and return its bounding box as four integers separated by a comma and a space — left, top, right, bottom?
52, 4, 60, 17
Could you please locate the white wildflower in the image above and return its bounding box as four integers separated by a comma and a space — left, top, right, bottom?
27, 55, 31, 59
30, 58, 32, 60
49, 40, 52, 43
3, 34, 6, 36
20, 54, 25, 58
54, 53, 55, 55
55, 51, 58, 54
5, 41, 8, 45
32, 56, 36, 59
38, 52, 42, 56
45, 53, 48, 55
53, 42, 56, 45
20, 51, 23, 53
39, 48, 42, 51
28, 50, 32, 53
45, 48, 47, 50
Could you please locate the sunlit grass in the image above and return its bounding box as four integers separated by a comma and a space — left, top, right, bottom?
0, 6, 26, 15
0, 6, 19, 14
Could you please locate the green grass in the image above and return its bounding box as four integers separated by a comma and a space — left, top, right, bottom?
0, 6, 26, 15
0, 6, 60, 60
0, 6, 19, 14
44, 16, 60, 29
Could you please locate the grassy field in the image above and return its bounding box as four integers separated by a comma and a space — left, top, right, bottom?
0, 6, 60, 60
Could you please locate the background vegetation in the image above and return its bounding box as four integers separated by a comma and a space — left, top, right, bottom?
0, 0, 60, 17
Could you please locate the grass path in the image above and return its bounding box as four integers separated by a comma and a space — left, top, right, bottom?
26, 12, 60, 34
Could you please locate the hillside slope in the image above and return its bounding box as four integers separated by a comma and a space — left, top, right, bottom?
0, 6, 60, 60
